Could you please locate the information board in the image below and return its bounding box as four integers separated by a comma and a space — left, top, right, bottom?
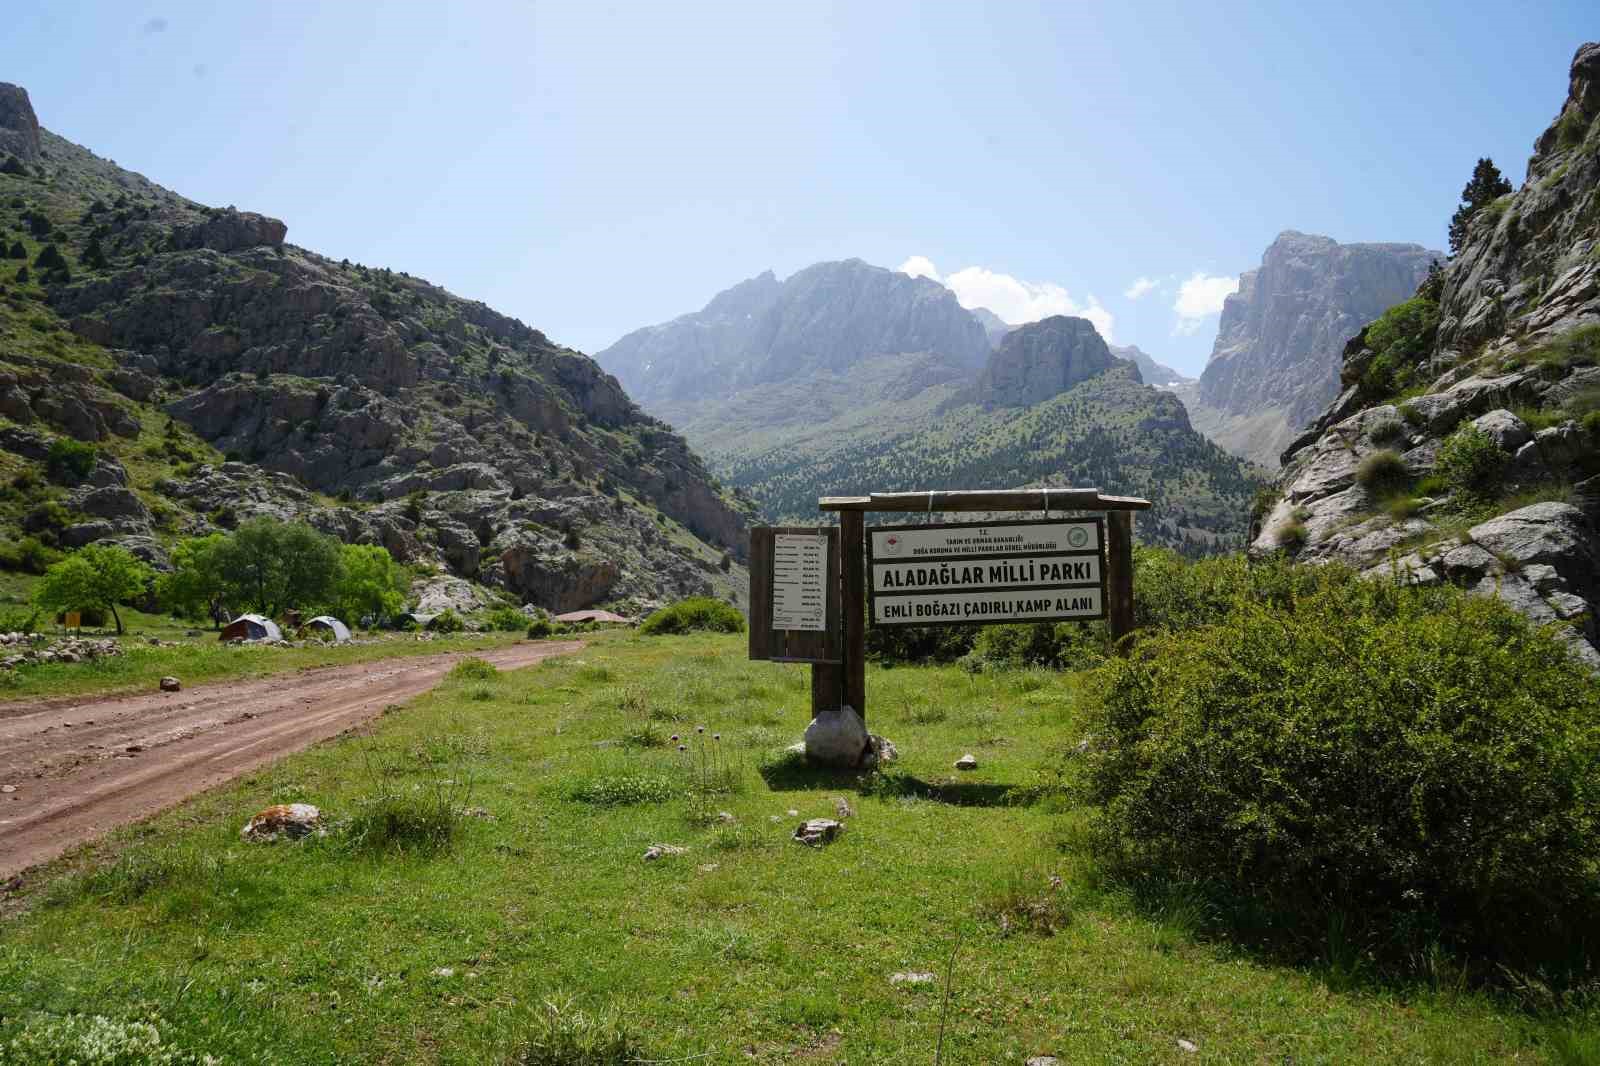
771, 532, 828, 632
867, 518, 1107, 627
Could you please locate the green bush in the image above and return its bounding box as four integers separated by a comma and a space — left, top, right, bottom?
482, 606, 527, 632
0, 535, 61, 574
1398, 401, 1424, 427
638, 596, 745, 636
526, 617, 567, 639
45, 438, 97, 484
449, 656, 498, 681
1354, 449, 1409, 492
1360, 297, 1440, 397
1436, 423, 1506, 500
1368, 418, 1407, 446
427, 608, 464, 633
1081, 571, 1600, 977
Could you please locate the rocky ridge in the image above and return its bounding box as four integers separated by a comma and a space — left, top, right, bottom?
1193, 231, 1441, 467
1254, 43, 1600, 665
0, 85, 748, 614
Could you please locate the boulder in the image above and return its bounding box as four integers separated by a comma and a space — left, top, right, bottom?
159, 676, 180, 692
1468, 503, 1597, 598
792, 819, 842, 847
1470, 409, 1533, 452
171, 209, 287, 253
954, 753, 978, 770
802, 705, 869, 767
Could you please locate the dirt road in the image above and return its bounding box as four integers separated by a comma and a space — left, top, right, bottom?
0, 640, 582, 881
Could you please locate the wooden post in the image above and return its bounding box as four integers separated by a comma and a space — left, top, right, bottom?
1106, 509, 1135, 654
840, 509, 866, 722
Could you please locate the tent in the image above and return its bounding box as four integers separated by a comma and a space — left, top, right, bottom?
220, 614, 283, 643
553, 609, 632, 625
302, 615, 352, 642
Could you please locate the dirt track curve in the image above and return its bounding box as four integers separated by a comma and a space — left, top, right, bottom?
0, 640, 583, 881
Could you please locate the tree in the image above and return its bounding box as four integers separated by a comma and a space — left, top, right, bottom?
82, 235, 106, 270
33, 243, 65, 271
1448, 158, 1514, 254
331, 543, 407, 625
33, 545, 153, 635
213, 517, 343, 617
155, 534, 230, 625
5, 240, 23, 260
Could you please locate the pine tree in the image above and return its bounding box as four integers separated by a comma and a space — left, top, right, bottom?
82, 235, 106, 270
7, 240, 25, 259
1417, 258, 1444, 303
1447, 158, 1514, 254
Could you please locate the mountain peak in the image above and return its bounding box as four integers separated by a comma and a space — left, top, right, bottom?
973, 315, 1121, 409
0, 82, 41, 163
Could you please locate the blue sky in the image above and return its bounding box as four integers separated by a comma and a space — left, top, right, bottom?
4, 2, 1592, 375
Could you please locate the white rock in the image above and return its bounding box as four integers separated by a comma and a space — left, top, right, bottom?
803, 705, 870, 767
1178, 1038, 1198, 1053
643, 843, 686, 861
793, 819, 842, 846
889, 971, 936, 985
240, 803, 322, 842
954, 753, 978, 770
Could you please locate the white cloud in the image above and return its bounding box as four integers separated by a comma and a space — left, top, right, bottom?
1171, 272, 1239, 335
1123, 276, 1158, 301
898, 255, 941, 281
900, 256, 1115, 342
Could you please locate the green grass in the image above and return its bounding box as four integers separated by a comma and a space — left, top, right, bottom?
0, 632, 1575, 1063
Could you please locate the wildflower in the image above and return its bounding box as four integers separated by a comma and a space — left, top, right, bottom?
696, 725, 705, 734
712, 733, 720, 741
670, 734, 680, 742
678, 744, 687, 752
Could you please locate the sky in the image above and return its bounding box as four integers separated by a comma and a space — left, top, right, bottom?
3, 2, 1593, 376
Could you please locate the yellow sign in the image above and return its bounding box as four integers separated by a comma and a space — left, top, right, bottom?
64, 611, 81, 629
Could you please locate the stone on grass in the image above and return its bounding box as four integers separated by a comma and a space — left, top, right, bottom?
864, 734, 898, 767
833, 796, 854, 819
1026, 1058, 1060, 1066
955, 753, 978, 770
793, 818, 842, 847
240, 803, 322, 842
1178, 1038, 1198, 1053
889, 971, 936, 985
159, 676, 181, 692
803, 705, 870, 767
643, 843, 686, 861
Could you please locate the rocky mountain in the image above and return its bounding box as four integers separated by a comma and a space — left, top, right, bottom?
971, 306, 1014, 347
596, 259, 991, 428
720, 316, 1263, 553
1253, 43, 1600, 665
0, 83, 748, 614
1110, 344, 1191, 389
1190, 231, 1441, 467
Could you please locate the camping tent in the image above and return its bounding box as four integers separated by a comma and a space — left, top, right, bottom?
220, 614, 283, 642
553, 609, 632, 625
302, 616, 352, 642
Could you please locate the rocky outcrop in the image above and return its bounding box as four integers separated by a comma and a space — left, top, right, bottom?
171, 208, 287, 253
973, 316, 1124, 408
1111, 344, 1191, 388
1255, 44, 1600, 664
0, 83, 41, 163
1195, 232, 1441, 466
596, 259, 991, 423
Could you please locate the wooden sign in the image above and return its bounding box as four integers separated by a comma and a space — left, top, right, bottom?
64, 611, 81, 629
748, 526, 841, 664
867, 518, 1107, 627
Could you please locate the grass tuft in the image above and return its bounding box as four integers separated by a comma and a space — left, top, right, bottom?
503, 998, 649, 1066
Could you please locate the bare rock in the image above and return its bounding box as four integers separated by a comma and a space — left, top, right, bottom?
802, 705, 870, 767
0, 83, 42, 162
1470, 408, 1533, 452
171, 208, 287, 253
643, 843, 686, 861
793, 819, 842, 847
954, 753, 978, 770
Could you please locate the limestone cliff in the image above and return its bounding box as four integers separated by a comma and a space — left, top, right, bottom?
1254, 44, 1600, 665
1193, 231, 1441, 466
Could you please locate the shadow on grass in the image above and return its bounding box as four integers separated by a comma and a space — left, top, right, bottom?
756, 751, 1027, 808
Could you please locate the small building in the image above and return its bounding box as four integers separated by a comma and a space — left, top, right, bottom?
301, 616, 352, 642
553, 609, 632, 625
220, 614, 283, 643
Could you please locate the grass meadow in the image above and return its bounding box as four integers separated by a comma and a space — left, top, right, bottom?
0, 631, 1587, 1063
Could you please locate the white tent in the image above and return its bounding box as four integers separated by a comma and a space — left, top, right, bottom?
220, 614, 283, 642
303, 615, 352, 642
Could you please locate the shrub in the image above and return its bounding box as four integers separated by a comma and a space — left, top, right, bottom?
346, 784, 466, 853
427, 608, 464, 633
569, 772, 678, 807
1081, 574, 1600, 977
1384, 495, 1423, 521
1361, 296, 1440, 396
1354, 448, 1409, 492
482, 606, 527, 632
45, 438, 97, 484
1436, 423, 1506, 499
0, 535, 60, 574
638, 596, 745, 636
1277, 520, 1307, 550
1, 1011, 219, 1065
1368, 418, 1407, 445
449, 656, 498, 681
526, 617, 558, 639
1398, 401, 1424, 427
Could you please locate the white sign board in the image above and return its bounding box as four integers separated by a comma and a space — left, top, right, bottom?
868, 518, 1106, 627
771, 532, 828, 632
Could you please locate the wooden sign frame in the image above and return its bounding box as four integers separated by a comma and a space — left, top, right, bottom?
866, 517, 1108, 628
748, 526, 842, 665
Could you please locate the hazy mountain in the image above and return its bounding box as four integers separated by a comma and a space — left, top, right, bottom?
1189, 231, 1441, 467
596, 259, 990, 428
0, 83, 747, 613
971, 306, 1014, 347
1110, 344, 1191, 388
713, 316, 1264, 553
